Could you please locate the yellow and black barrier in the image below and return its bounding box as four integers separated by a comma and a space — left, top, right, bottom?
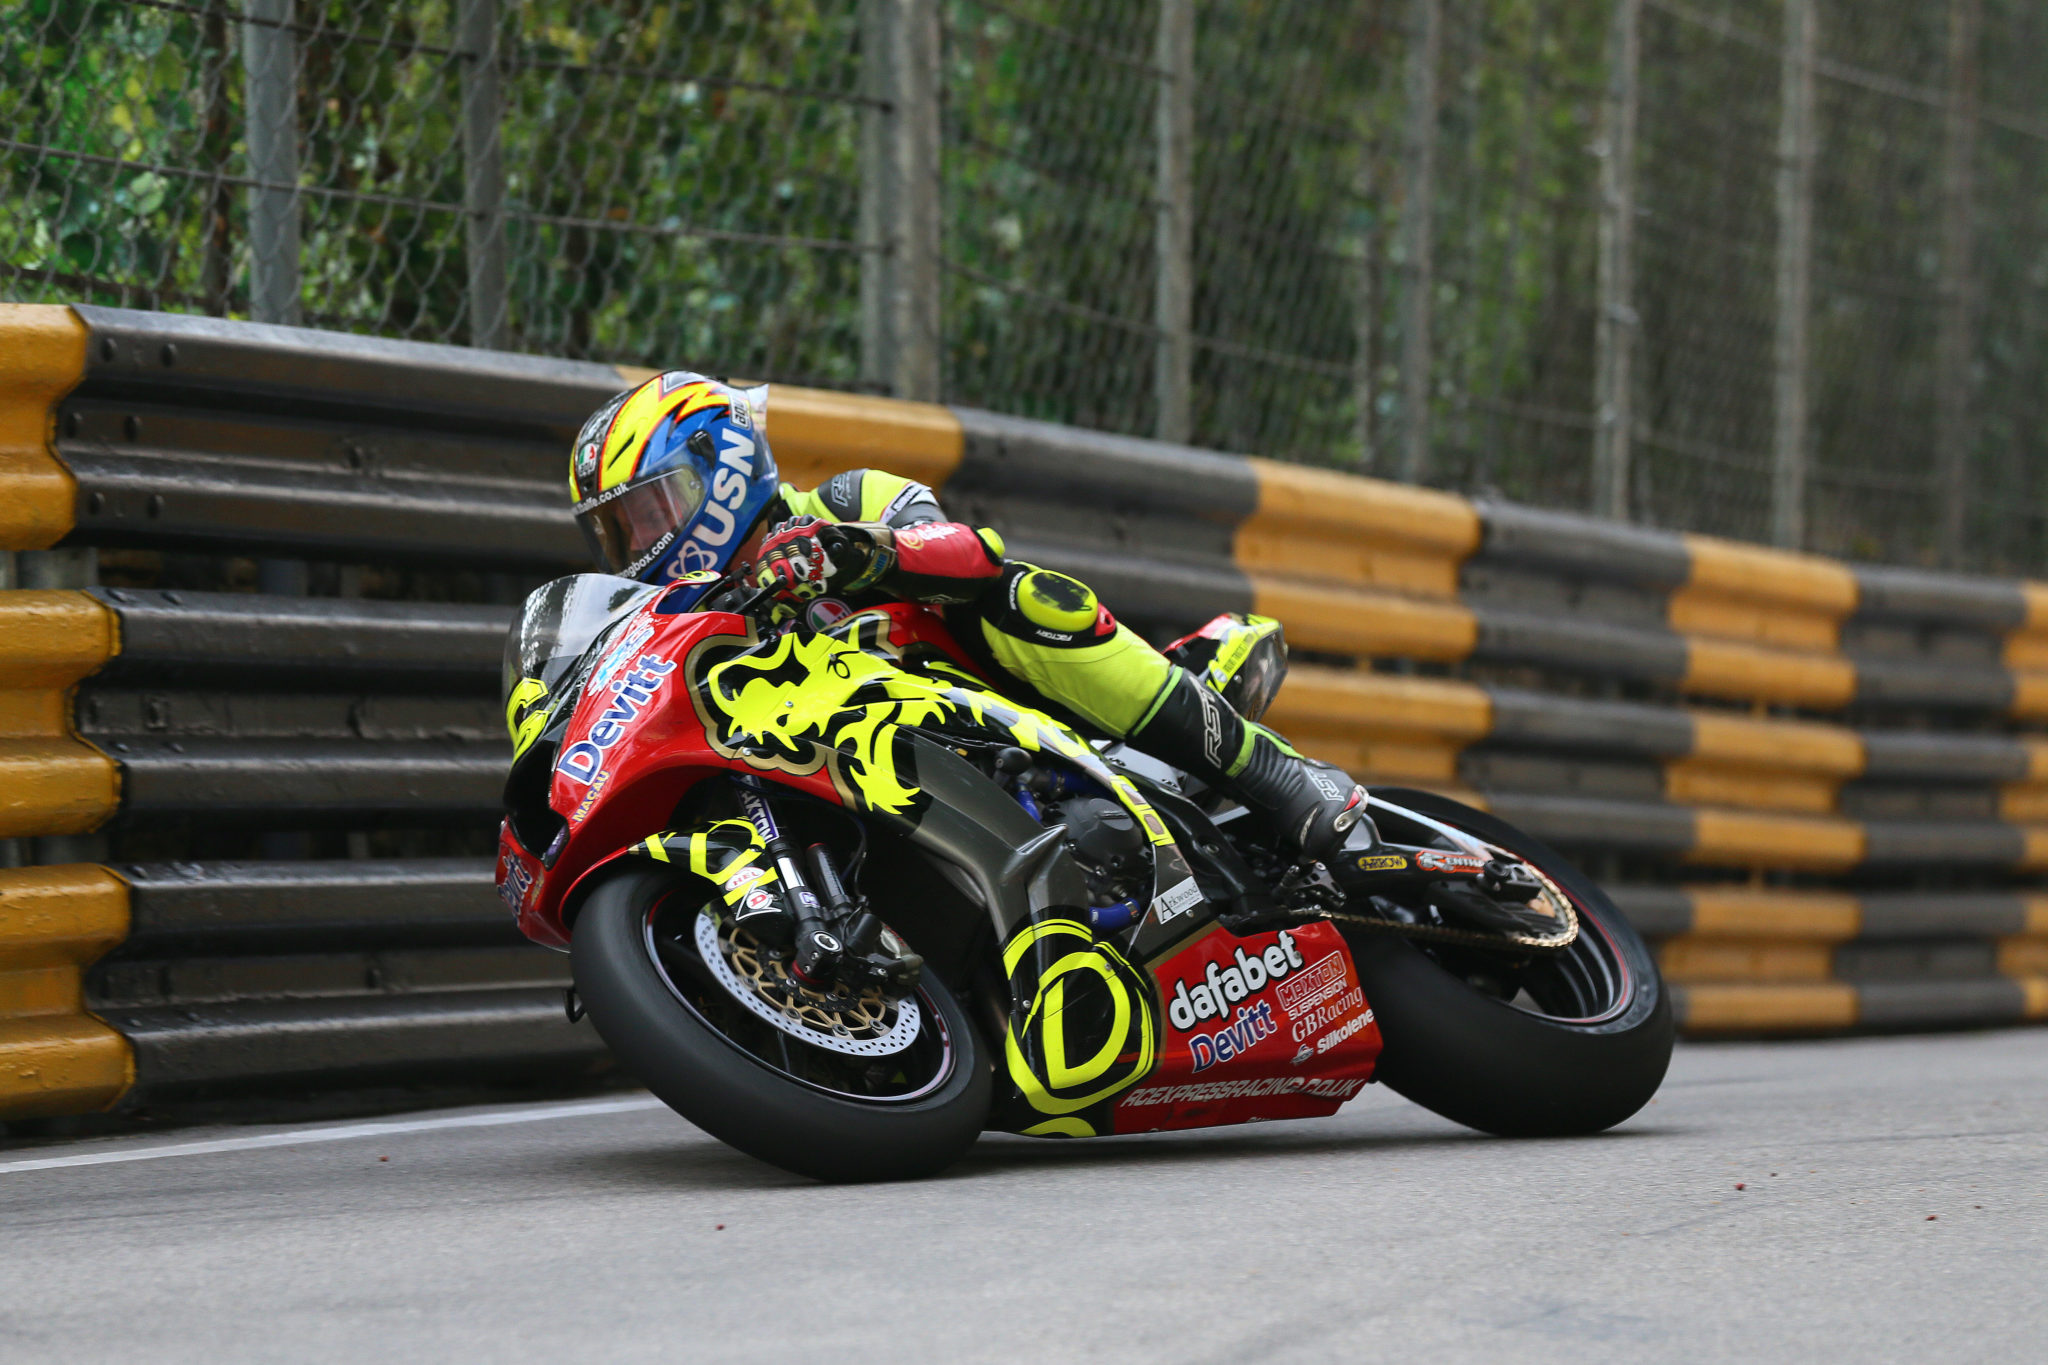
1610, 886, 2048, 1033
8, 301, 2048, 1119
0, 865, 130, 1118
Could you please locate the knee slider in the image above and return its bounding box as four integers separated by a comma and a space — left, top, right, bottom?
1014, 568, 1100, 635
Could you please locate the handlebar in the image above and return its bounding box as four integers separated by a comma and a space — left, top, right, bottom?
693, 522, 862, 626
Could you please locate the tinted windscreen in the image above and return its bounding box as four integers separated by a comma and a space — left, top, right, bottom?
502, 573, 662, 706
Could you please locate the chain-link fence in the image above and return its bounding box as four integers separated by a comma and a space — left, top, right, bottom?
7, 0, 2048, 573
3, 0, 868, 384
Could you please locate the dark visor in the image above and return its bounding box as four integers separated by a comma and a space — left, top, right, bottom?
574, 467, 707, 577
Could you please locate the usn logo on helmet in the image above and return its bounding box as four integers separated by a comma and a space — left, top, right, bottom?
671, 421, 760, 577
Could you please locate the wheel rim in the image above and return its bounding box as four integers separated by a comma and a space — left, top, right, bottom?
1499, 878, 1634, 1025
640, 890, 957, 1105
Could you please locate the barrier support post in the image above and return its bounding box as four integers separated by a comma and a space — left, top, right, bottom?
1154, 0, 1195, 445
1935, 0, 1981, 569
1592, 0, 1641, 521
1398, 0, 1439, 483
860, 0, 942, 402
458, 0, 510, 352
200, 0, 235, 316
242, 0, 301, 326
1772, 0, 1816, 549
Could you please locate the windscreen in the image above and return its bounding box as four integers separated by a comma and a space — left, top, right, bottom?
502, 573, 663, 707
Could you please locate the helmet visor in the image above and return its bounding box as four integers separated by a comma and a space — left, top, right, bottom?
574, 467, 707, 578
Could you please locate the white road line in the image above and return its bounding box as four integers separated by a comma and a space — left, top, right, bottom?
0, 1095, 668, 1176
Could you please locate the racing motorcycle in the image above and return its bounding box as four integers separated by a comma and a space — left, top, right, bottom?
496, 569, 1673, 1182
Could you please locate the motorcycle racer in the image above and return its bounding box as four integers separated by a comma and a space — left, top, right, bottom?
566, 370, 1367, 858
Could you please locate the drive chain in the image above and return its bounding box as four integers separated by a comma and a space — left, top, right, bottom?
1323, 865, 1580, 954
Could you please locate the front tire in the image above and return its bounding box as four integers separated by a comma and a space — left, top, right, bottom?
571, 865, 990, 1182
1344, 789, 1674, 1137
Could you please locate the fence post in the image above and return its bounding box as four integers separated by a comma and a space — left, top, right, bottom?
859, 0, 889, 394
1935, 0, 1980, 568
1397, 0, 1439, 483
1771, 0, 1816, 549
200, 0, 234, 316
1352, 135, 1379, 469
1154, 0, 1195, 444
1592, 0, 1640, 521
243, 0, 301, 325
457, 0, 509, 351
860, 0, 942, 401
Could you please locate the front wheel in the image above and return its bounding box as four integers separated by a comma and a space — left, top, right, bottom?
1342, 789, 1674, 1137
571, 864, 990, 1182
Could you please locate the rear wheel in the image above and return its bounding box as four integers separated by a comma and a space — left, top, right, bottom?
571, 864, 990, 1181
1343, 789, 1673, 1137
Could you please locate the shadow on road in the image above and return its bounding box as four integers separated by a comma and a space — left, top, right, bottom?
953, 1120, 1678, 1177
575, 1116, 1682, 1192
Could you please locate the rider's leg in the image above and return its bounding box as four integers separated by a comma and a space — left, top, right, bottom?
966, 563, 1365, 857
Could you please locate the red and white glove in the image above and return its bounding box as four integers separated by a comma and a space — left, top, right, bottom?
752, 516, 839, 601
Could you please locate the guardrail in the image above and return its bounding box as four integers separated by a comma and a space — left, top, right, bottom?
4, 302, 2045, 1120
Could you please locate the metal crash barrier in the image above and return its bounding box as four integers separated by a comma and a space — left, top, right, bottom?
3, 303, 2045, 1120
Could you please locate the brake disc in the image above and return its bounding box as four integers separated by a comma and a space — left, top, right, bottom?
694, 911, 922, 1057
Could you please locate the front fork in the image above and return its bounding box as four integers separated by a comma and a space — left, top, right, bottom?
731, 776, 917, 993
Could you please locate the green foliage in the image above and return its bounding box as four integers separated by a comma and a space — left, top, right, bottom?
8, 0, 2048, 572
2, 0, 231, 308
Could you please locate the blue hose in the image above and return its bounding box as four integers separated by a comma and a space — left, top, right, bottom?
1087, 898, 1143, 932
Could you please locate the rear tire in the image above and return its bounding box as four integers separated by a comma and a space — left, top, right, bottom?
572, 865, 990, 1181
1343, 789, 1674, 1137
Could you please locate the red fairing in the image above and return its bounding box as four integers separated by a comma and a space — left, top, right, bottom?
497, 600, 981, 949
496, 821, 544, 923
1111, 920, 1381, 1133
890, 522, 1002, 584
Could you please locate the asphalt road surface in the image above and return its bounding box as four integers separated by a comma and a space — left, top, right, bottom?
3, 1029, 2043, 1364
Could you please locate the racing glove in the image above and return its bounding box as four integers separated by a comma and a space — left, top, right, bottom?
752, 516, 1005, 607
752, 517, 892, 603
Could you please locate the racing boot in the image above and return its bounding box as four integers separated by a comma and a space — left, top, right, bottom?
1130, 669, 1367, 860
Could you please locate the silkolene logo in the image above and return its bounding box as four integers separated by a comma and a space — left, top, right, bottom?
1167, 930, 1307, 1032
558, 652, 676, 784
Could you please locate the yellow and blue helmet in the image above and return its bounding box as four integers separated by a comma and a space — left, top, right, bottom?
569, 371, 777, 592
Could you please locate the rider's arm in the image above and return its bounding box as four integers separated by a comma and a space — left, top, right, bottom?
783, 470, 946, 529
766, 468, 1004, 605
849, 521, 1006, 604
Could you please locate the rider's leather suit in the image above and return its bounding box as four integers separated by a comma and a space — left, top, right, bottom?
756, 468, 1366, 857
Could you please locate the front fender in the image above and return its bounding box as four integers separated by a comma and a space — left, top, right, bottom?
557, 815, 783, 936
